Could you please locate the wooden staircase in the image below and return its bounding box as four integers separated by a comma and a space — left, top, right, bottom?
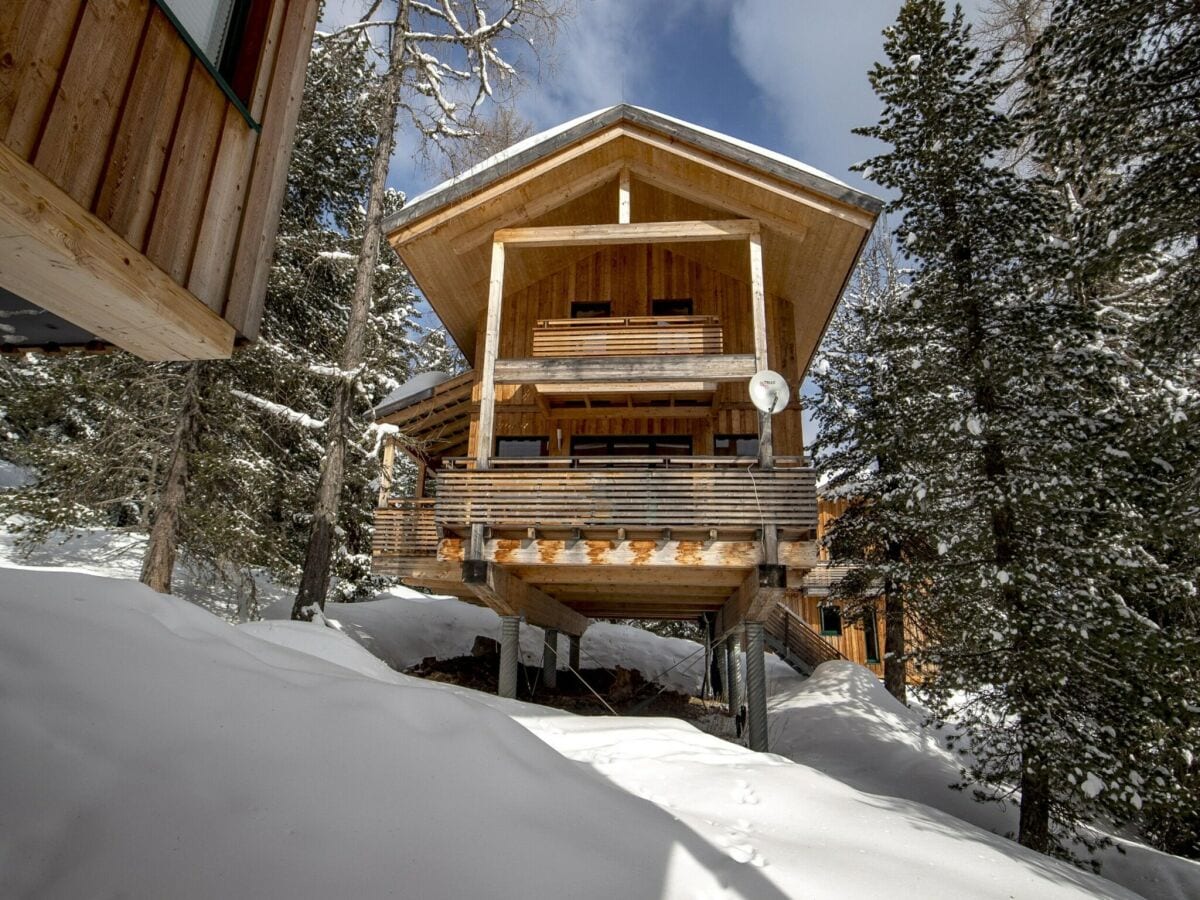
762, 602, 844, 676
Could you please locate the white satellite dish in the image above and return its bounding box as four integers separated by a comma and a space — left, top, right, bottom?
749, 370, 791, 415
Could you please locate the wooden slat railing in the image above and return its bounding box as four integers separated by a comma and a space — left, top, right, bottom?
763, 602, 845, 673
434, 461, 817, 534
532, 315, 722, 358
372, 499, 438, 557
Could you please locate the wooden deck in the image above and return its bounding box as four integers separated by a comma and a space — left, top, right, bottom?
434, 456, 817, 539
531, 315, 722, 358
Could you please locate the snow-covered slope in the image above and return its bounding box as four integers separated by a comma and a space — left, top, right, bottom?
768, 662, 1200, 900
0, 563, 1154, 899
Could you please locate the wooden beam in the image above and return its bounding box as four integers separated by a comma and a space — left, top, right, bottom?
535, 381, 716, 396
378, 437, 397, 507
475, 240, 505, 469
0, 142, 235, 360
618, 167, 631, 223
467, 563, 590, 636
493, 219, 759, 248
748, 230, 774, 469
495, 353, 756, 385
545, 403, 713, 420
715, 565, 787, 636
439, 537, 819, 568
449, 160, 626, 255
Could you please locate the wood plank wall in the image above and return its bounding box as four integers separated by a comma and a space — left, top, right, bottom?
468, 244, 806, 457
0, 0, 316, 339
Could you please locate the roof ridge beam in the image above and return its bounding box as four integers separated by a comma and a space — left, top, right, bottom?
493, 219, 759, 248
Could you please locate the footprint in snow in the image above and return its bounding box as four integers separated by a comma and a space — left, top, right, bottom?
732, 780, 760, 805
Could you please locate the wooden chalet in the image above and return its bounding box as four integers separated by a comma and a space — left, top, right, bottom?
371, 106, 884, 748
0, 0, 319, 359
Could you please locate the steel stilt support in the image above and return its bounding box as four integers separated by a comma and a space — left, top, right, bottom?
569, 633, 581, 672
727, 631, 743, 717
542, 627, 559, 689
745, 622, 768, 752
498, 615, 520, 699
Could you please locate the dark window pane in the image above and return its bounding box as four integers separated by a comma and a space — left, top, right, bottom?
570, 435, 692, 457
496, 437, 548, 458
819, 605, 843, 636
651, 298, 693, 317
715, 434, 758, 456
571, 301, 612, 319
863, 611, 880, 663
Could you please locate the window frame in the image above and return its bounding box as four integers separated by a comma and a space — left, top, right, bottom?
650, 298, 694, 317
818, 604, 843, 637
570, 300, 613, 319
495, 436, 550, 458
714, 434, 759, 457
862, 610, 881, 664
570, 435, 694, 457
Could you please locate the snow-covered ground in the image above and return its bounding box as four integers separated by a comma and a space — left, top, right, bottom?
2, 528, 1198, 898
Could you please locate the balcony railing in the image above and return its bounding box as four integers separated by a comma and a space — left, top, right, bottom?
372, 498, 437, 558
432, 456, 817, 539
531, 315, 722, 358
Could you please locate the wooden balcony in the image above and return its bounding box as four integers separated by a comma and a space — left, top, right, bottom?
372, 499, 438, 559
531, 315, 722, 358
433, 456, 817, 539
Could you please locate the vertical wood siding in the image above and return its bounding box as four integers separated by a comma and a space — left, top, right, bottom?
0, 0, 316, 340
471, 243, 807, 459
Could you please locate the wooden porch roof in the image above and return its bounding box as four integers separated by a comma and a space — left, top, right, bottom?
383, 105, 882, 377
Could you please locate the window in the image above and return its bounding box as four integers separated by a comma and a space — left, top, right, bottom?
162, 0, 239, 66
651, 298, 693, 317
495, 437, 548, 458
863, 611, 880, 664
570, 301, 612, 319
715, 434, 759, 457
160, 0, 271, 108
571, 435, 693, 457
819, 604, 843, 637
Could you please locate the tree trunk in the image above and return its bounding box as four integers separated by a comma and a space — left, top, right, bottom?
1018, 750, 1053, 853
140, 363, 203, 593
882, 540, 907, 703
292, 4, 410, 620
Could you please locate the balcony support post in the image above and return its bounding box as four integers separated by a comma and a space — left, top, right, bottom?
476, 239, 506, 471
542, 627, 559, 688
745, 621, 769, 752
569, 633, 581, 672
726, 631, 743, 718
748, 231, 774, 470
498, 615, 520, 699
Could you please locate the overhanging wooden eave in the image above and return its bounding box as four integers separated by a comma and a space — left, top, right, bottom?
0, 142, 235, 360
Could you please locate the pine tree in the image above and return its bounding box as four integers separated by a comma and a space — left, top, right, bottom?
1022, 0, 1200, 858
811, 226, 926, 703
856, 0, 1181, 859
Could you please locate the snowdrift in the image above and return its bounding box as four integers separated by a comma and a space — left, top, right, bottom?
769, 661, 1200, 900
0, 564, 1148, 899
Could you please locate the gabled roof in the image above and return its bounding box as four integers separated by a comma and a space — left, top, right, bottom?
384, 105, 882, 371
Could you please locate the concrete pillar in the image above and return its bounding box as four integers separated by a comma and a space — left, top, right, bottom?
542, 627, 559, 689
726, 631, 743, 717
498, 615, 520, 699
744, 622, 768, 752
569, 633, 581, 672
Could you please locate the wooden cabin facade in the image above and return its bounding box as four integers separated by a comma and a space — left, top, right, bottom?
371, 107, 883, 736
0, 0, 319, 359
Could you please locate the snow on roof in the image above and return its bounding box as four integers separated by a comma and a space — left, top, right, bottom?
385, 104, 881, 234
371, 370, 453, 419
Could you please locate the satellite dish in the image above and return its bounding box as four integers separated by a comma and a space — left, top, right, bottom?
749, 370, 791, 415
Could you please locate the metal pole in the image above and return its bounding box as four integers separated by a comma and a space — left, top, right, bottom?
745, 622, 768, 752
569, 633, 581, 672
542, 627, 558, 689
727, 631, 742, 717
498, 615, 520, 699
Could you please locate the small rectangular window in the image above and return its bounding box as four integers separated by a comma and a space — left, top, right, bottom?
570, 301, 612, 319
495, 437, 548, 458
715, 434, 759, 457
819, 604, 843, 637
651, 298, 693, 317
863, 611, 880, 664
